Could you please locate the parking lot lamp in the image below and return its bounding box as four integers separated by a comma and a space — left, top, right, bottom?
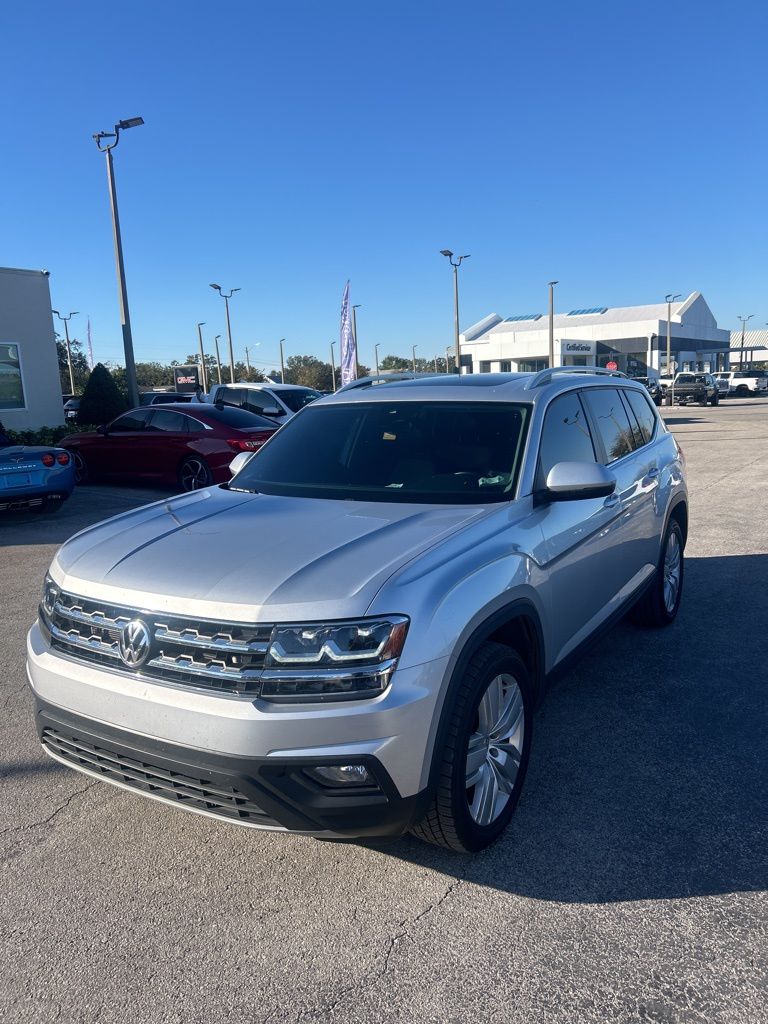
412, 344, 418, 372
196, 322, 208, 391
213, 335, 223, 384
93, 116, 144, 409
440, 250, 470, 372
665, 294, 682, 405
209, 284, 240, 383
52, 310, 78, 395
548, 281, 558, 368
738, 315, 755, 368
374, 342, 380, 376
279, 339, 286, 384
445, 345, 451, 373
330, 341, 337, 391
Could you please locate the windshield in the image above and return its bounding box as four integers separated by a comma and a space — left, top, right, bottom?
231, 401, 530, 503
272, 388, 321, 412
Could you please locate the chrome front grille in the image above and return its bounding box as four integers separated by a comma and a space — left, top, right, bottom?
44, 589, 272, 694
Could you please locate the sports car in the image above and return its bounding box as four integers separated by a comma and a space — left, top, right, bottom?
0, 446, 76, 512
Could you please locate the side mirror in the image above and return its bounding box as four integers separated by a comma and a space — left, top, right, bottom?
228, 451, 255, 477
261, 405, 283, 417
97, 424, 108, 436
540, 462, 616, 502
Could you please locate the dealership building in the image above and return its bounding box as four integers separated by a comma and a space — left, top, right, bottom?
1, 267, 64, 431
459, 292, 731, 376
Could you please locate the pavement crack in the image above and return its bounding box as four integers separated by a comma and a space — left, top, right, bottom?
0, 780, 98, 838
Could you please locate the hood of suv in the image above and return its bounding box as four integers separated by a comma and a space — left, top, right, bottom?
53, 485, 491, 621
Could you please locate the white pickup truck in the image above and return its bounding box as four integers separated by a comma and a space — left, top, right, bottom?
715, 371, 768, 396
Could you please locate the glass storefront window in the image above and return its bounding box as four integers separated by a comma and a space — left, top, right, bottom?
0, 343, 25, 410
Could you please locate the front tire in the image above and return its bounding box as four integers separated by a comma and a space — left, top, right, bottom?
411, 643, 532, 852
178, 455, 213, 492
710, 393, 719, 406
634, 519, 684, 627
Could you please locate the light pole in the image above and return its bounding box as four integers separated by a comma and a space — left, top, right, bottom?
412, 344, 418, 372
210, 284, 240, 383
52, 310, 78, 395
92, 116, 144, 408
548, 281, 558, 368
244, 346, 251, 377
738, 315, 755, 368
665, 293, 682, 405
213, 335, 223, 384
330, 342, 337, 391
440, 250, 470, 372
279, 339, 286, 384
434, 355, 438, 373
196, 322, 208, 392
445, 345, 451, 373
374, 343, 380, 376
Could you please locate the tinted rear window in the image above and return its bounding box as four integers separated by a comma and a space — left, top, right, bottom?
272, 388, 320, 412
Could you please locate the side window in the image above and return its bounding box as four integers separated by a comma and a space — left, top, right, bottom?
624, 389, 657, 445
219, 387, 245, 408
110, 410, 151, 432
243, 390, 274, 415
536, 391, 596, 488
618, 391, 645, 449
148, 410, 188, 432
582, 388, 637, 463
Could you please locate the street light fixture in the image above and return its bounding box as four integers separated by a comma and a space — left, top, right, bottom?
412, 344, 418, 372
196, 322, 208, 392
209, 284, 240, 383
440, 250, 470, 371
665, 293, 682, 404
52, 310, 78, 395
548, 281, 558, 368
738, 314, 755, 368
374, 342, 380, 376
92, 115, 144, 408
445, 345, 451, 373
213, 335, 223, 384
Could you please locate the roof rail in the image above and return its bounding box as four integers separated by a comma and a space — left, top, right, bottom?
523, 365, 627, 390
336, 371, 447, 393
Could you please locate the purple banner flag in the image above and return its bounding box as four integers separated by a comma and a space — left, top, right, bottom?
339, 280, 357, 386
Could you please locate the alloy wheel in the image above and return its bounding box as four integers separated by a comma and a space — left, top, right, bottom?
663, 531, 682, 613
465, 673, 525, 826
180, 458, 210, 491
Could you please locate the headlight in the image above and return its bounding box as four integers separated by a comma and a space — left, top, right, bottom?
261, 616, 409, 702
41, 573, 59, 619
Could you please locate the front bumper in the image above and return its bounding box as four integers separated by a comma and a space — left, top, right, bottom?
27, 622, 445, 837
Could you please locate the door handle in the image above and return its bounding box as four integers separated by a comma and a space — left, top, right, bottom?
603, 493, 620, 508
646, 466, 660, 479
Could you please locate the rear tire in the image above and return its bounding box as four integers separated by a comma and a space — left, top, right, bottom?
178, 455, 213, 492
71, 451, 89, 484
633, 519, 684, 627
411, 642, 532, 852
736, 385, 749, 397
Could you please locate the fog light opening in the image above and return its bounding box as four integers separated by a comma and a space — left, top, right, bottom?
305, 764, 373, 788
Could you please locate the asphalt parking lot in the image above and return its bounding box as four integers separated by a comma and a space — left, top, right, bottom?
2, 398, 767, 1024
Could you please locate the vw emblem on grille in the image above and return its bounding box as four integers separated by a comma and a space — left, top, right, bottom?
118, 619, 152, 668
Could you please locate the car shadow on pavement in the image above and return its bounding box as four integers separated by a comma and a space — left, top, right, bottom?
371, 554, 768, 904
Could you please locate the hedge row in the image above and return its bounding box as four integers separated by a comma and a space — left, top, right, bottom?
6, 424, 99, 447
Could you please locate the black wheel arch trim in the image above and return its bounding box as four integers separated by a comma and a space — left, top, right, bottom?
423, 598, 545, 794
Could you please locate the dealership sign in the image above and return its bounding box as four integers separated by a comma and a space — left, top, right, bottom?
559, 339, 595, 356
173, 365, 200, 393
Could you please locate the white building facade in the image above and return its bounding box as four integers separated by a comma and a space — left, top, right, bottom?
0, 267, 64, 431
460, 292, 731, 377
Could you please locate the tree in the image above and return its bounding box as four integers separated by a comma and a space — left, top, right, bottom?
56, 335, 90, 394
284, 355, 334, 391
380, 354, 410, 371
78, 363, 128, 425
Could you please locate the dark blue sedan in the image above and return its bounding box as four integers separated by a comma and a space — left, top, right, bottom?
0, 445, 76, 512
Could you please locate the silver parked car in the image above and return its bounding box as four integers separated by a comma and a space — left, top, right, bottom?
28, 368, 688, 852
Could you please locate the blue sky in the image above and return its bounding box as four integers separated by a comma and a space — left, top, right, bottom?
1, 0, 766, 372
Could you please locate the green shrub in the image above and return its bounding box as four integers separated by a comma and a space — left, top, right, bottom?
6, 423, 98, 447
78, 363, 127, 425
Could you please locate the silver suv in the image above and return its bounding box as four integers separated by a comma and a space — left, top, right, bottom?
27, 369, 688, 852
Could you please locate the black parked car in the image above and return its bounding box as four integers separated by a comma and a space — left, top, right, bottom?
630, 376, 663, 406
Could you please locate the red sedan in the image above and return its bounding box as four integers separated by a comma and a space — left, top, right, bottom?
62, 403, 278, 491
